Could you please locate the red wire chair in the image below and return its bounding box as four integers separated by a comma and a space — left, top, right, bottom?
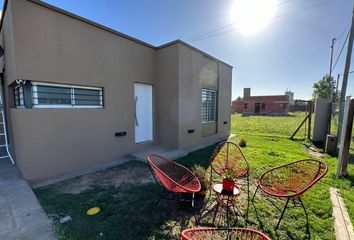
147, 154, 201, 208
181, 227, 271, 240
252, 159, 328, 231
209, 141, 250, 217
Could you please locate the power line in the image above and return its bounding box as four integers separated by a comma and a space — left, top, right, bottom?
188, 0, 333, 42
331, 29, 350, 72
187, 0, 294, 41
336, 24, 350, 42
333, 24, 350, 54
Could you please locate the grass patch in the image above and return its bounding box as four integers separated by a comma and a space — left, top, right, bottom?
231, 112, 310, 139
34, 113, 354, 239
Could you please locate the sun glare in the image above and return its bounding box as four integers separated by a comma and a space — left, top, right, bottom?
230, 0, 278, 35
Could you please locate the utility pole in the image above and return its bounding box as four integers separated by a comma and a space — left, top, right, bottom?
329, 38, 336, 79
329, 38, 336, 101
337, 0, 354, 142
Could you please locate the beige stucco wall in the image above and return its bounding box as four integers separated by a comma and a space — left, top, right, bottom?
7, 0, 156, 181
177, 44, 203, 150
177, 44, 231, 150
217, 62, 232, 137
1, 0, 17, 158
201, 56, 219, 137
1, 0, 232, 182
155, 45, 179, 149
201, 57, 218, 90
201, 123, 217, 137
157, 43, 232, 151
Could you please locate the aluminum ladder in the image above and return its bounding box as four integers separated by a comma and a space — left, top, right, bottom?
0, 94, 14, 164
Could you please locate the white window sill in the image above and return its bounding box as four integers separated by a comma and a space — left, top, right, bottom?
32, 105, 103, 109
202, 121, 216, 124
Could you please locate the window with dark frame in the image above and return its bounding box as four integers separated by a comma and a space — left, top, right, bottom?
12, 81, 103, 108
13, 85, 24, 108
32, 83, 103, 108
244, 103, 247, 109
262, 103, 265, 109
201, 89, 217, 123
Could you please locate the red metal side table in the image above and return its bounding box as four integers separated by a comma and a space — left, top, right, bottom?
212, 183, 241, 227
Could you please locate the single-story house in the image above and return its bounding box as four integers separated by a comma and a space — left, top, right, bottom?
232, 88, 289, 115
0, 0, 232, 182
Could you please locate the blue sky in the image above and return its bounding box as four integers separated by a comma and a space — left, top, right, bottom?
5, 0, 354, 100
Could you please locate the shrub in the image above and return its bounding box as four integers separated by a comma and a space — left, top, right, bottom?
191, 164, 209, 193
239, 138, 247, 148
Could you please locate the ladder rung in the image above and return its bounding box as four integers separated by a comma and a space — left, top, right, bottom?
0, 133, 5, 136
0, 155, 9, 159
0, 144, 6, 147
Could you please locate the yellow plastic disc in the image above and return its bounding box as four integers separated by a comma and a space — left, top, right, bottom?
86, 207, 100, 216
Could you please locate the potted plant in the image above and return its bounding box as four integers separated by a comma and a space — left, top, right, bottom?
222, 168, 236, 192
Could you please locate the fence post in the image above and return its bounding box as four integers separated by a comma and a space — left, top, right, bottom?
337, 97, 354, 177
308, 101, 312, 140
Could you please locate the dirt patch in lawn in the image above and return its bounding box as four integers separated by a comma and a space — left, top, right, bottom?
52, 162, 154, 194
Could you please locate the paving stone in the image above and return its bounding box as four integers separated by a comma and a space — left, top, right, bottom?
0, 160, 57, 240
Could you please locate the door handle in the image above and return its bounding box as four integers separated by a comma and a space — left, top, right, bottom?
134, 96, 139, 127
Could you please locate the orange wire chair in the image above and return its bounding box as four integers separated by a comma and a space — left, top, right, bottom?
147, 154, 201, 217
181, 227, 271, 240
252, 159, 328, 231
209, 141, 250, 218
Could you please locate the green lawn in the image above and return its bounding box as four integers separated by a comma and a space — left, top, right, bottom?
34, 112, 354, 239
230, 112, 311, 139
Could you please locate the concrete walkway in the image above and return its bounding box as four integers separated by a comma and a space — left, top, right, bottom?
330, 187, 354, 240
130, 146, 188, 161
0, 160, 57, 240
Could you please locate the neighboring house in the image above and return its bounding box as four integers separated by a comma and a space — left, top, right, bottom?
232, 88, 289, 115
0, 0, 232, 182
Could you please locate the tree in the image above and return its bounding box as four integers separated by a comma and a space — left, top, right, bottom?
312, 74, 340, 103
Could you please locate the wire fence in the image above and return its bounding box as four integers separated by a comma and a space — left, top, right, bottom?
288, 101, 313, 140
289, 100, 353, 152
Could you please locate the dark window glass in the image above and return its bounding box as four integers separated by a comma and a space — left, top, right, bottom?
244, 103, 247, 109
74, 88, 102, 106
262, 103, 265, 109
13, 86, 24, 107
34, 85, 71, 105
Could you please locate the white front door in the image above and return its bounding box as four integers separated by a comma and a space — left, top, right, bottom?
134, 83, 153, 143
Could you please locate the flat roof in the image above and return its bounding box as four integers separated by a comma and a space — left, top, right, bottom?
246, 95, 288, 98
244, 95, 289, 100
158, 40, 233, 68
0, 0, 233, 68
